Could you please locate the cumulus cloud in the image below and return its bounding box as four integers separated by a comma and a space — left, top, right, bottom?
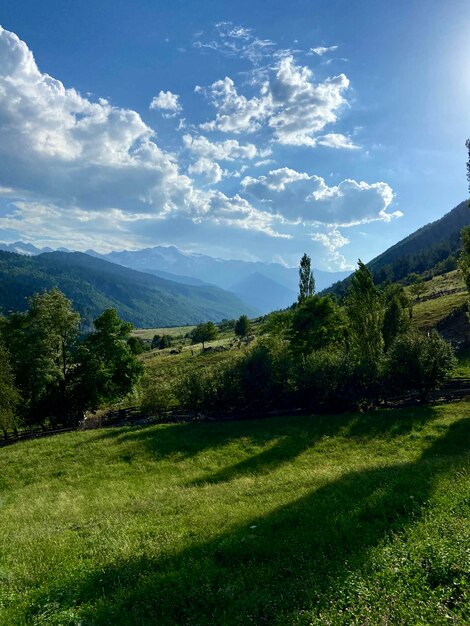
197, 55, 349, 145
0, 25, 400, 270
182, 134, 262, 161
188, 157, 224, 184
317, 133, 360, 150
310, 228, 353, 270
197, 76, 271, 133
0, 26, 287, 245
242, 167, 402, 226
149, 90, 182, 116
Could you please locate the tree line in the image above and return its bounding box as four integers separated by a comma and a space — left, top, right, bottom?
0, 290, 143, 435
3, 231, 470, 432
141, 254, 459, 418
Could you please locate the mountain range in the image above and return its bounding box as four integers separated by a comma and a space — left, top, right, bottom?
0, 241, 351, 314
0, 251, 257, 327
3, 198, 468, 325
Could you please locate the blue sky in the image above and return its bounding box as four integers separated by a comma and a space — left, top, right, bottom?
0, 0, 469, 269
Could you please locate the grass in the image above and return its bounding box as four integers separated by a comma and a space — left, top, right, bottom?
132, 325, 196, 340
417, 269, 466, 297
0, 403, 469, 625
412, 292, 467, 329
408, 269, 467, 330
141, 342, 242, 387
454, 346, 470, 378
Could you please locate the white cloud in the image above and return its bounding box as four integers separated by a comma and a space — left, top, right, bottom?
193, 22, 275, 65
188, 157, 224, 184
317, 133, 360, 150
182, 134, 262, 161
149, 90, 182, 116
310, 228, 353, 271
310, 228, 349, 252
197, 76, 271, 133
242, 167, 401, 226
197, 55, 350, 145
0, 26, 288, 246
0, 25, 400, 271
308, 45, 339, 56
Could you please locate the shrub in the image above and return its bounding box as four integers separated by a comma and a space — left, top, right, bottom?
385, 331, 456, 400
140, 376, 177, 417
294, 349, 376, 412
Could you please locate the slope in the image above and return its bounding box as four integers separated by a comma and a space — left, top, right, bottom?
326, 199, 470, 296
0, 405, 468, 625
0, 251, 257, 326
102, 246, 351, 291
230, 271, 297, 314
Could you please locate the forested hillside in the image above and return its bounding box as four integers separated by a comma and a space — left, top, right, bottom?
0, 251, 257, 327
328, 200, 470, 295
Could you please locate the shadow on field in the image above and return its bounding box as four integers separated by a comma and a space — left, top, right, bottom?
27, 411, 469, 625
189, 407, 440, 486
86, 406, 439, 480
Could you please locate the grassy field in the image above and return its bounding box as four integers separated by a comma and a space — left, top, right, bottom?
132, 325, 196, 340
409, 270, 467, 330
416, 269, 466, 297
412, 292, 467, 329
0, 404, 469, 625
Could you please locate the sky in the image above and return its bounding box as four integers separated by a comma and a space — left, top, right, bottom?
0, 0, 469, 270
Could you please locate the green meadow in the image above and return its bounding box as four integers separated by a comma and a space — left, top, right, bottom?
0, 403, 469, 625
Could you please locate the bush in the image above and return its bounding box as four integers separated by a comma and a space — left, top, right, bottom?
140, 376, 177, 417
294, 349, 378, 412
385, 331, 456, 400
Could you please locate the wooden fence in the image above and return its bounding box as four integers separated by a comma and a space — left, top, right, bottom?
2, 378, 470, 448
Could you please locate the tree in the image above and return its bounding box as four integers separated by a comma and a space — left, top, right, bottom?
191, 322, 218, 350
459, 225, 470, 292
466, 138, 470, 205
408, 274, 426, 301
298, 253, 315, 302
383, 284, 411, 350
234, 314, 250, 339
260, 309, 294, 340
128, 336, 145, 355
290, 295, 345, 356
386, 331, 456, 400
151, 334, 162, 350
346, 260, 385, 375
159, 335, 172, 350
1, 289, 80, 424
0, 341, 20, 436
73, 309, 144, 414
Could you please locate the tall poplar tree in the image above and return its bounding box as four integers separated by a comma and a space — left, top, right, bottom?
298, 253, 315, 302
346, 260, 385, 368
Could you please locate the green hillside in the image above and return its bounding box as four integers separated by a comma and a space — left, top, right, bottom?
0, 251, 257, 327
369, 200, 470, 279
0, 405, 468, 625
327, 200, 470, 295
409, 269, 467, 329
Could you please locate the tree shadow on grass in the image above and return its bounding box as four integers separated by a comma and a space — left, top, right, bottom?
83, 406, 440, 480
189, 406, 440, 486
26, 412, 469, 625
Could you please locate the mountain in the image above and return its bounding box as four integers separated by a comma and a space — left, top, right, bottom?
0, 251, 257, 327
230, 272, 298, 314
0, 241, 54, 255
327, 199, 470, 295
96, 246, 351, 311
369, 200, 470, 278
0, 240, 351, 314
